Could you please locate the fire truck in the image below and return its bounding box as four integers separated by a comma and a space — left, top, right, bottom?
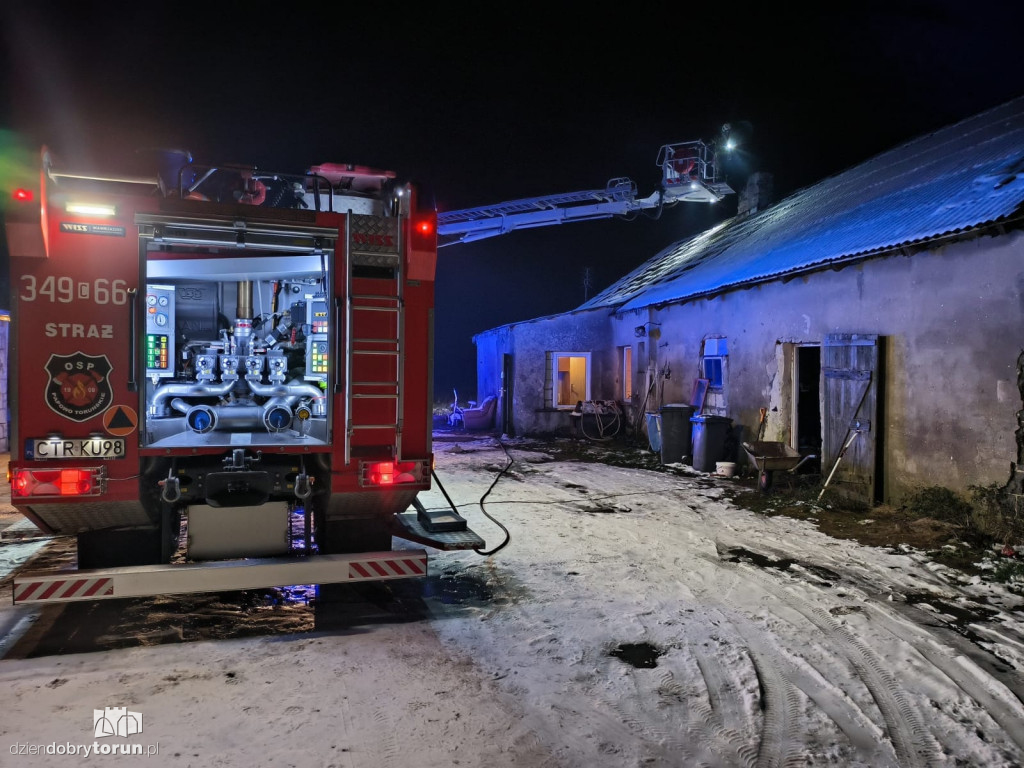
5, 135, 733, 605
5, 148, 484, 605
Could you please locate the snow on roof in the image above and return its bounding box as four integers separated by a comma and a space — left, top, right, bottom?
580, 95, 1024, 313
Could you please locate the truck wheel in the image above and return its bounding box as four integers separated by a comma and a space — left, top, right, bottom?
316, 517, 393, 554
77, 527, 164, 569
77, 506, 181, 568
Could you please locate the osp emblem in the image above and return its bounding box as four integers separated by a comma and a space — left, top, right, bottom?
45, 353, 113, 422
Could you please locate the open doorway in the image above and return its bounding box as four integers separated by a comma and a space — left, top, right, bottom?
501, 354, 514, 436
795, 345, 822, 460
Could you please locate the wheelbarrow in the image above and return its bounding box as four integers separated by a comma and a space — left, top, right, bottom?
742, 441, 817, 492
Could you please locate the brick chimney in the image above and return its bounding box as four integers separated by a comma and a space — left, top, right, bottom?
737, 171, 774, 218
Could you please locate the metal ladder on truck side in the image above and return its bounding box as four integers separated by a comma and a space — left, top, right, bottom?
343, 214, 405, 465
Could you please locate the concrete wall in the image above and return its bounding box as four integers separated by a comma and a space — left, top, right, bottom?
476, 229, 1024, 501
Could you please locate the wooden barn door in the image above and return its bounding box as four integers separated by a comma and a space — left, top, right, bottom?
822, 334, 883, 504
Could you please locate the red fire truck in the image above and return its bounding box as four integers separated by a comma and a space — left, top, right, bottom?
5, 148, 483, 604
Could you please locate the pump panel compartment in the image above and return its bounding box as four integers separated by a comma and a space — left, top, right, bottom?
141, 245, 334, 450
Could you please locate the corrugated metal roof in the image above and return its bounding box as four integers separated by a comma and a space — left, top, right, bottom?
580, 96, 1024, 313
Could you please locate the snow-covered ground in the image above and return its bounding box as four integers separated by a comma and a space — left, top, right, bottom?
3, 435, 1024, 767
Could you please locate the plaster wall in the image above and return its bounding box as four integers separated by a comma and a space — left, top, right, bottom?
475, 229, 1024, 501
615, 231, 1024, 500
474, 309, 612, 435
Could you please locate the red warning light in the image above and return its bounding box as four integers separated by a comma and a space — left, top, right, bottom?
363, 460, 421, 486
411, 214, 437, 251
12, 188, 34, 202
12, 468, 98, 497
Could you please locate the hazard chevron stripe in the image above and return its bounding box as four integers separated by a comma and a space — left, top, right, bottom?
15, 577, 114, 604
349, 555, 426, 580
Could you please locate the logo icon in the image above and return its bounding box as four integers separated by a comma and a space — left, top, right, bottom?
93, 707, 143, 738
45, 353, 113, 422
103, 404, 138, 436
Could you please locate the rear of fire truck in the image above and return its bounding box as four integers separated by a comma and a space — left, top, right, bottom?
5, 148, 483, 604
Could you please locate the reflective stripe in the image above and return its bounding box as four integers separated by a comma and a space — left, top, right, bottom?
349, 556, 425, 580
13, 552, 427, 604
15, 577, 113, 604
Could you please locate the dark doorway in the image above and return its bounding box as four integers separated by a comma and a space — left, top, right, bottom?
796, 346, 821, 458
501, 354, 514, 436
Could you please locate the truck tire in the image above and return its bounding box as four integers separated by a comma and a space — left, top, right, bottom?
76, 506, 181, 569
316, 516, 393, 554
77, 527, 164, 569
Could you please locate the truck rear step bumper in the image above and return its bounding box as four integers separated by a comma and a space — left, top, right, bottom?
393, 513, 485, 550
13, 550, 427, 605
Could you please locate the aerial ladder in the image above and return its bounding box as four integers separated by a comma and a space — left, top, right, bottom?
437, 139, 735, 246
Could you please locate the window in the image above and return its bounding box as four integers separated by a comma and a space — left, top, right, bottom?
702, 356, 723, 388
620, 346, 633, 400
701, 338, 727, 385
547, 352, 591, 408
701, 337, 728, 412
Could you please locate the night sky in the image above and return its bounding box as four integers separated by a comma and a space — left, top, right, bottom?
2, 2, 1022, 399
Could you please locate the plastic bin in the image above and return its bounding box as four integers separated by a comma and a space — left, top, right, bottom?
660, 404, 695, 464
690, 415, 734, 473
645, 413, 662, 452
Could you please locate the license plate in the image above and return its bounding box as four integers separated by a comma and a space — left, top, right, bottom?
29, 437, 126, 459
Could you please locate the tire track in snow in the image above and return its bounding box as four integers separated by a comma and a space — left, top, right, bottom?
596, 610, 751, 767
858, 599, 1024, 757
706, 553, 940, 767
336, 690, 360, 768
681, 561, 891, 766
373, 707, 400, 762
653, 610, 762, 768
732, 615, 895, 767
692, 647, 760, 768
745, 648, 804, 768
715, 534, 1024, 761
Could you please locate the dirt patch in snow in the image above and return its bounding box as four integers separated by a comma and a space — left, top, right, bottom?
503, 433, 994, 575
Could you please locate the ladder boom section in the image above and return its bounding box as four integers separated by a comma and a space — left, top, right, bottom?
438, 179, 638, 244
437, 139, 734, 245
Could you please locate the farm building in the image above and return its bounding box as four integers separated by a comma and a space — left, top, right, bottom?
473, 96, 1024, 505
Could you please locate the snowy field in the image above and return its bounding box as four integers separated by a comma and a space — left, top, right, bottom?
3, 435, 1024, 767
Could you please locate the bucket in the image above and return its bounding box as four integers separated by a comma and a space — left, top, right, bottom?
715, 461, 737, 478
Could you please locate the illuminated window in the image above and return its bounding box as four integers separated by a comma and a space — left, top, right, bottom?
546, 352, 591, 408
